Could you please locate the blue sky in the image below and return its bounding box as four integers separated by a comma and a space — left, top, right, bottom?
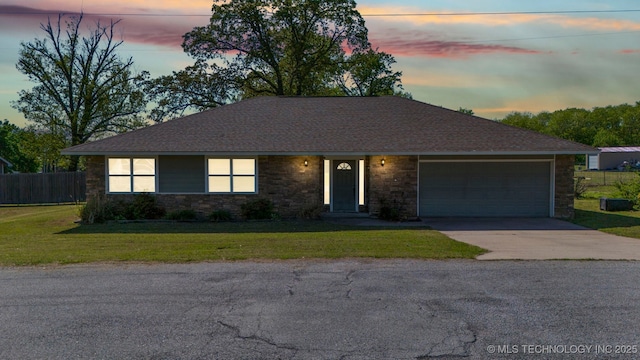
1, 0, 640, 127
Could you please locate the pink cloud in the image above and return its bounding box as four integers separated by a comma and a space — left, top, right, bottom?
620, 49, 640, 54
0, 4, 66, 16
117, 17, 198, 48
2, 5, 544, 57
0, 5, 198, 49
0, 5, 70, 33
370, 34, 542, 59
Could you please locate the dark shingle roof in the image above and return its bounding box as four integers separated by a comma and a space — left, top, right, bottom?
62, 96, 596, 155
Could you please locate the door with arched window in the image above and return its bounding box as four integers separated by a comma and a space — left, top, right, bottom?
333, 160, 356, 212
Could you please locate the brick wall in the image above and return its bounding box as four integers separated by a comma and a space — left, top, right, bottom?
86, 154, 573, 219
554, 154, 575, 219
86, 156, 106, 198
258, 155, 323, 218
84, 155, 322, 219
367, 155, 418, 219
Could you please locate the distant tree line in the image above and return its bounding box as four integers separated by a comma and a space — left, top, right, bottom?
499, 103, 640, 148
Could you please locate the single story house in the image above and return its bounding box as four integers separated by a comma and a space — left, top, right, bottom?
0, 156, 12, 174
587, 146, 640, 170
62, 96, 596, 219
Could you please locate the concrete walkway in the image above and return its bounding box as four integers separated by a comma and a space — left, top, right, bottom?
425, 218, 640, 260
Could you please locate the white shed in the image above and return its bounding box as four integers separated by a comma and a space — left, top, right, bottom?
587, 146, 640, 170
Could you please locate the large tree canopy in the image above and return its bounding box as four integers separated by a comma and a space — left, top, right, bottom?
337, 49, 403, 97
145, 61, 237, 122
12, 15, 148, 171
184, 0, 368, 96
148, 0, 405, 122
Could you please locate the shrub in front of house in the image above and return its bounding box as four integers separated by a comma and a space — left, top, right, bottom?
297, 203, 323, 219
165, 209, 198, 221
130, 193, 167, 220
241, 198, 275, 220
378, 198, 405, 221
130, 193, 166, 220
80, 193, 166, 223
379, 204, 401, 221
79, 196, 117, 224
209, 209, 233, 222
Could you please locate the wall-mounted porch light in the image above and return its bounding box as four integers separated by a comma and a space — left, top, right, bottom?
304, 159, 308, 167
381, 158, 385, 167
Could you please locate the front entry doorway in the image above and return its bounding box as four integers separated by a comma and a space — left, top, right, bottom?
333, 160, 357, 212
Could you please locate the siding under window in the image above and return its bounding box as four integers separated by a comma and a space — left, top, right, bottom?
158, 156, 205, 193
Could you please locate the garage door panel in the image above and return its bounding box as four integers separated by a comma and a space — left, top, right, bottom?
419, 162, 551, 217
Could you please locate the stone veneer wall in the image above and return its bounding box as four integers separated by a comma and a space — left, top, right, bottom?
85, 154, 573, 219
84, 155, 323, 219
86, 156, 106, 198
257, 155, 323, 217
367, 155, 418, 219
554, 154, 575, 219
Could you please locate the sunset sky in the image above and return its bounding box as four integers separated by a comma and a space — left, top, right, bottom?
1, 0, 640, 127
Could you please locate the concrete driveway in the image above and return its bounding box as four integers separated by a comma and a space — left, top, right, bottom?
425, 218, 640, 260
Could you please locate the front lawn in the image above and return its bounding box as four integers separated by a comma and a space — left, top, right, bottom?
0, 205, 486, 266
574, 199, 640, 238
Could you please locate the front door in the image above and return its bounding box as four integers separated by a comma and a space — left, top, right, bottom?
333, 160, 356, 212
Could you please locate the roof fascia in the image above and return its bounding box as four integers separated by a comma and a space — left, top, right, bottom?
61, 150, 600, 156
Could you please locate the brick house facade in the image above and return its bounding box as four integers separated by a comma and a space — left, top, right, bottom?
67, 97, 594, 219
84, 153, 577, 219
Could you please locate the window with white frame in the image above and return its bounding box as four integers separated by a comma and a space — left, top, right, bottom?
108, 158, 156, 193
208, 158, 256, 193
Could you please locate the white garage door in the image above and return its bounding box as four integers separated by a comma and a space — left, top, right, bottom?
419, 162, 552, 217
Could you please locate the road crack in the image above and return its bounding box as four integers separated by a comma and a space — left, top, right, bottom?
217, 320, 299, 353
417, 320, 476, 359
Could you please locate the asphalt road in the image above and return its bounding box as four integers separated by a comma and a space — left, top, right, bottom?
1, 260, 639, 359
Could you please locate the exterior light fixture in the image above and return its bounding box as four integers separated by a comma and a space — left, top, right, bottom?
304, 159, 308, 167
381, 158, 385, 166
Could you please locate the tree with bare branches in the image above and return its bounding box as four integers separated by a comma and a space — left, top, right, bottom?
12, 14, 148, 171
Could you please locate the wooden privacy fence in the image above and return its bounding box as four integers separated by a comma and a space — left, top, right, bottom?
0, 172, 86, 204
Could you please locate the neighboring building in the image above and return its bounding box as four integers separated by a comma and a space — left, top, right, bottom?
0, 157, 12, 174
62, 96, 596, 219
587, 147, 640, 170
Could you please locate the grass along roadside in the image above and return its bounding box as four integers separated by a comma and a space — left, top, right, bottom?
0, 205, 486, 266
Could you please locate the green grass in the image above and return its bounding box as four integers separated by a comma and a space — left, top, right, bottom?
579, 185, 619, 200
574, 179, 640, 238
0, 205, 486, 266
574, 199, 640, 238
